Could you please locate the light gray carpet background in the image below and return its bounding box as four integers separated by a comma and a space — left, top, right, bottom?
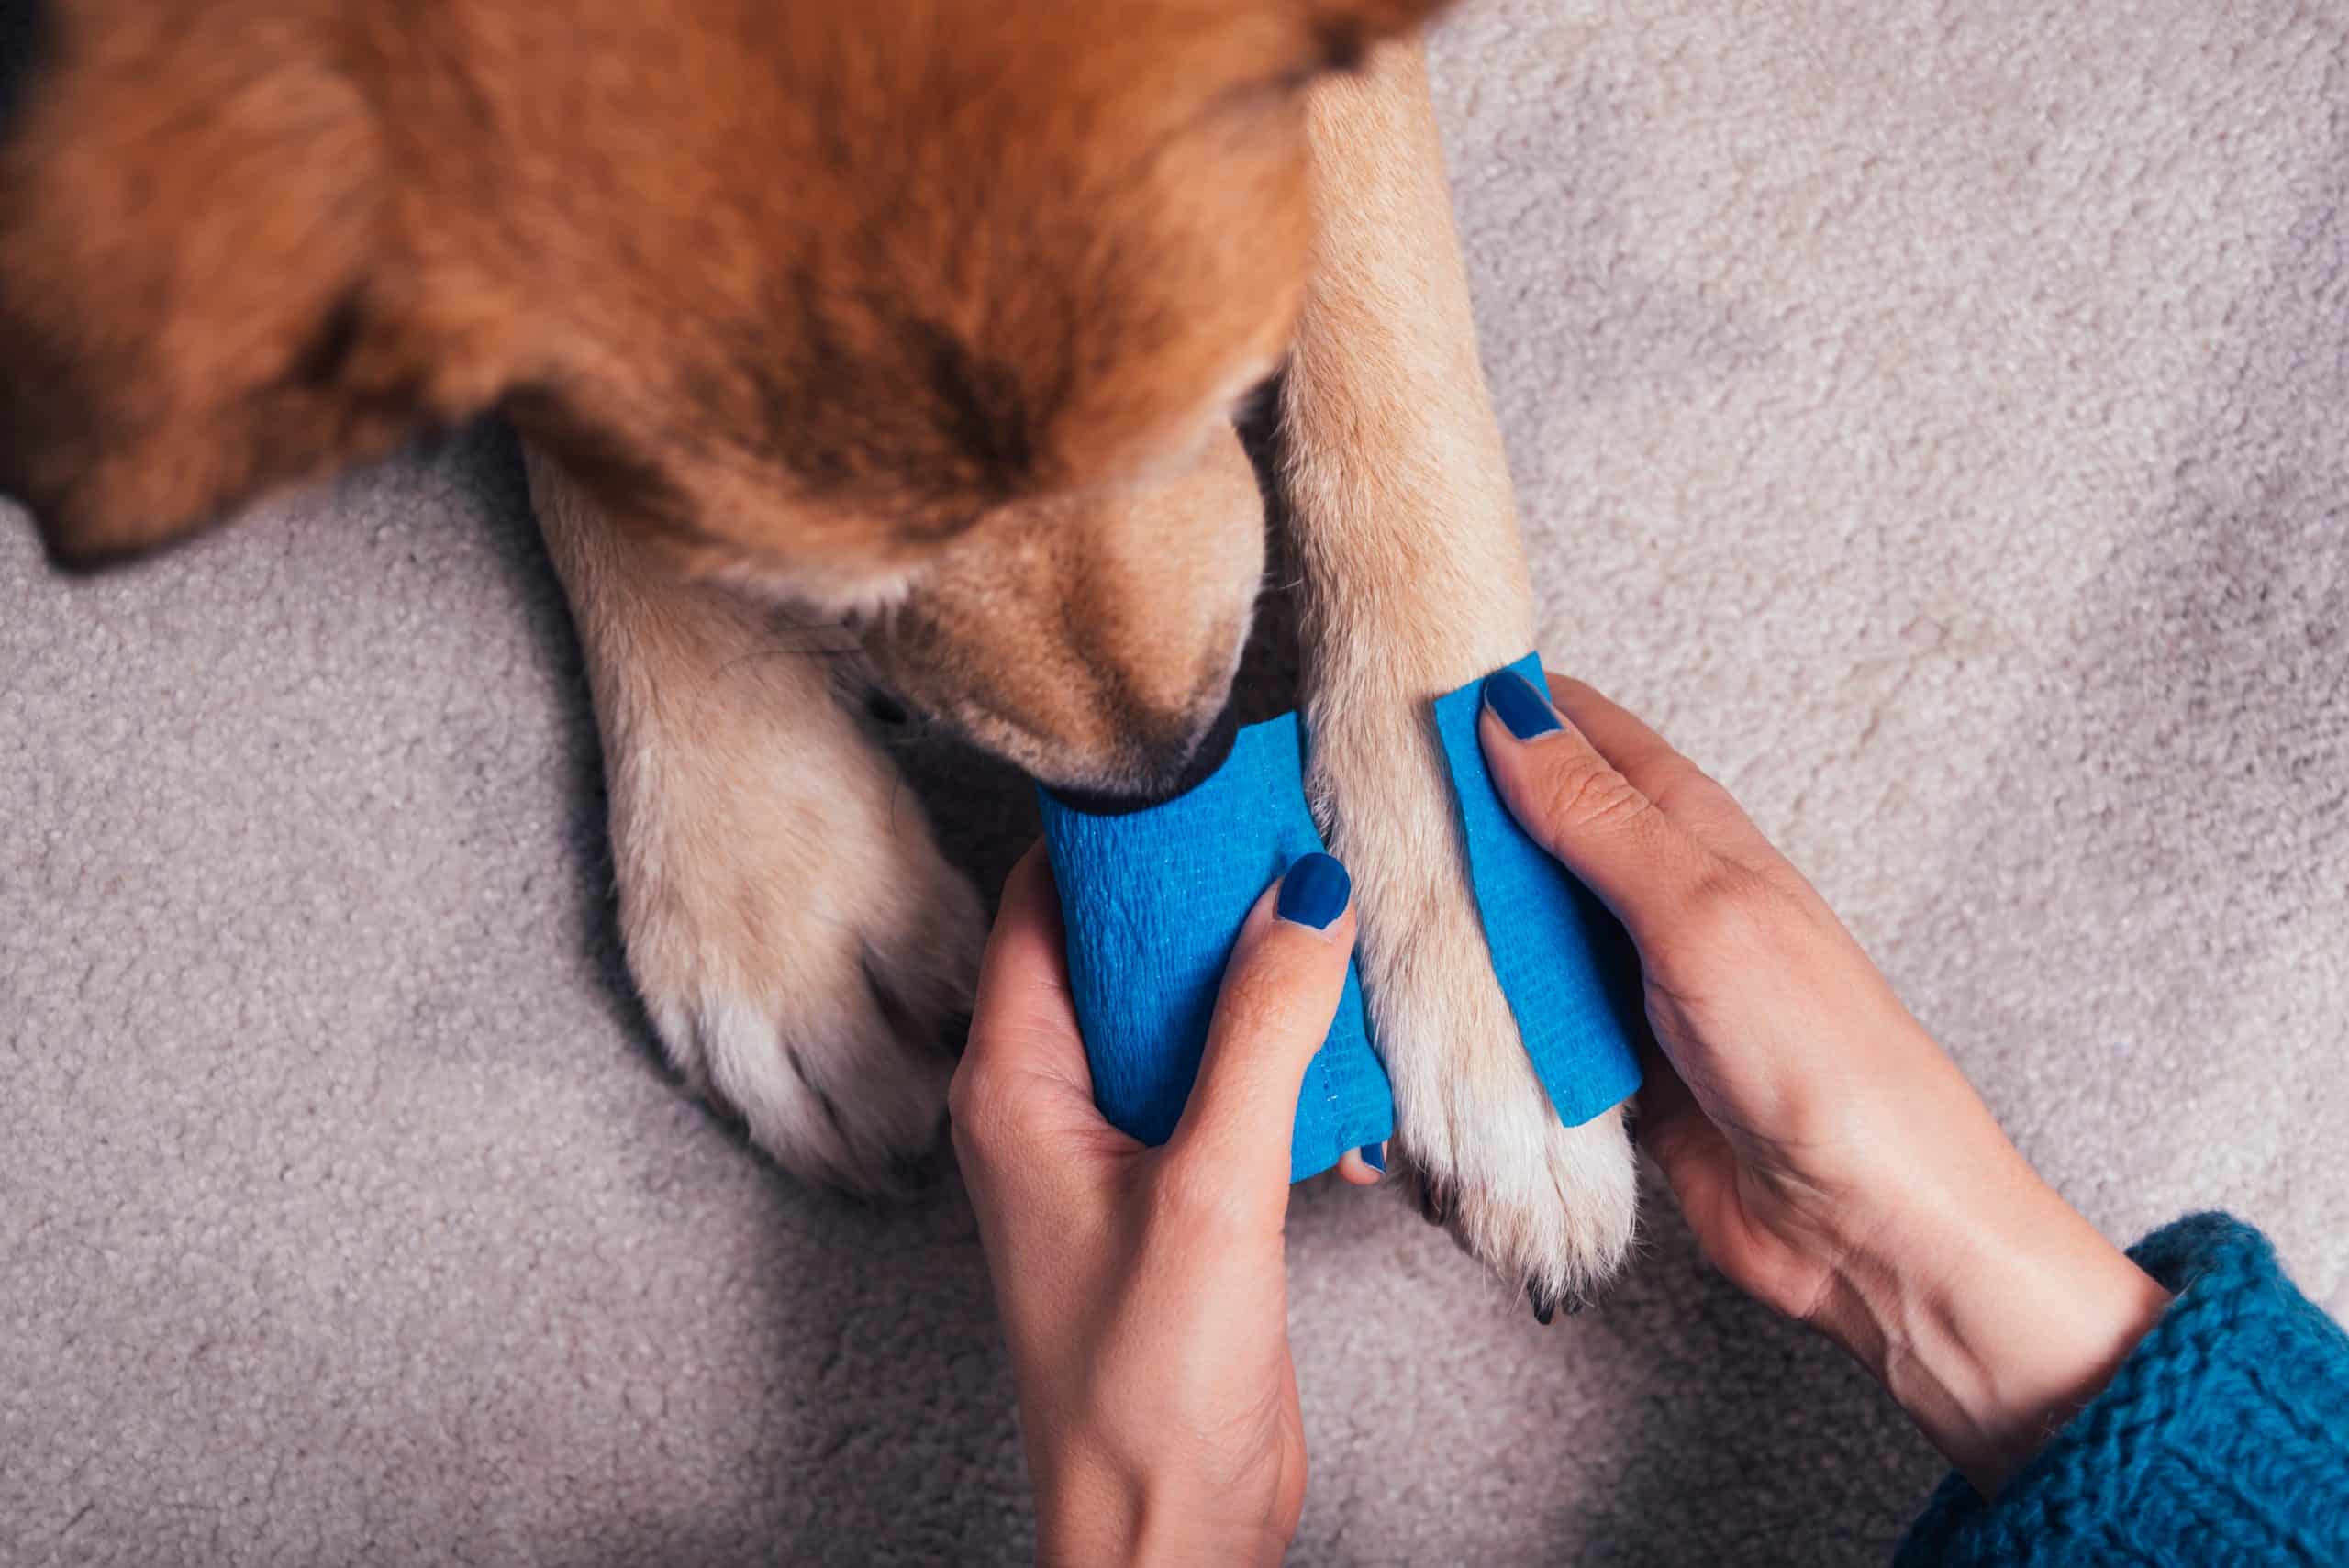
6, 3, 2345, 1562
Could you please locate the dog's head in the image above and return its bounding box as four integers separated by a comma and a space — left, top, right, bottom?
0, 0, 1446, 794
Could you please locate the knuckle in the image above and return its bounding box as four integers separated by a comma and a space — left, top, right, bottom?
1664, 864, 1779, 960
1148, 1159, 1261, 1238
945, 1061, 1013, 1162
1652, 762, 1723, 815
1216, 958, 1314, 1043
1537, 754, 1654, 840
943, 1056, 982, 1129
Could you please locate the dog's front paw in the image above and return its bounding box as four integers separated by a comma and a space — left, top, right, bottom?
610, 698, 985, 1196
527, 445, 985, 1195
1310, 688, 1639, 1308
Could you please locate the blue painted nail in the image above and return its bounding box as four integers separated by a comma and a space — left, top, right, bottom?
1361, 1141, 1386, 1173
1275, 852, 1351, 930
1485, 669, 1563, 740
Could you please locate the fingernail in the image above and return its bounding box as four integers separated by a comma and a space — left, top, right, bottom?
1275, 851, 1351, 930
1360, 1141, 1386, 1173
1484, 670, 1563, 741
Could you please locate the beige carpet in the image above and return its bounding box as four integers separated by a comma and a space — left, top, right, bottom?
6, 2, 2345, 1562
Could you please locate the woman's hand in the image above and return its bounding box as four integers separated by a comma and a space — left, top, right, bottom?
951, 847, 1372, 1566
1478, 669, 2171, 1494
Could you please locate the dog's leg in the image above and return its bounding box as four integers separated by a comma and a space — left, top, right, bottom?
527, 446, 984, 1194
1284, 40, 1639, 1304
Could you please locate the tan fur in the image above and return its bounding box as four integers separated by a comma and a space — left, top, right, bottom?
1, 0, 1635, 1293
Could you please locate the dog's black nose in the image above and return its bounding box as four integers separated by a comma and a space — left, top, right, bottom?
1046, 697, 1241, 817
0, 3, 42, 146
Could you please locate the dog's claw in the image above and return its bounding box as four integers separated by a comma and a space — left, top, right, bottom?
1527, 1283, 1591, 1325
889, 1149, 942, 1195
1418, 1180, 1448, 1228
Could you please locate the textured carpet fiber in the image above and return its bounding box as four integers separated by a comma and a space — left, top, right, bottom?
6, 3, 2345, 1563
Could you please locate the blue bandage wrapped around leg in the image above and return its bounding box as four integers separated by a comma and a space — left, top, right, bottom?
1037, 714, 1391, 1182
1038, 655, 1642, 1182
1431, 652, 1646, 1127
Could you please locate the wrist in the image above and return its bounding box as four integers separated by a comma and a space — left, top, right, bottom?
1810, 1170, 2171, 1494
1034, 1457, 1288, 1568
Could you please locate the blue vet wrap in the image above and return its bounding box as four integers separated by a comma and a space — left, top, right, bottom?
1037, 714, 1390, 1182
1431, 652, 1645, 1128
1038, 655, 1642, 1182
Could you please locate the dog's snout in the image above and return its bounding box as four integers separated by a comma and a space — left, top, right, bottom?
1047, 695, 1241, 817
858, 419, 1264, 806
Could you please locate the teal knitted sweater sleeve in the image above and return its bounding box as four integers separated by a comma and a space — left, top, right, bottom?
1895, 1213, 2349, 1566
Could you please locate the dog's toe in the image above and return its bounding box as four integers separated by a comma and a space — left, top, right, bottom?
617, 767, 985, 1195
659, 871, 982, 1195
1400, 1087, 1639, 1310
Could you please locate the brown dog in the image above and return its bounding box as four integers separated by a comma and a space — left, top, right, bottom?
0, 0, 1636, 1304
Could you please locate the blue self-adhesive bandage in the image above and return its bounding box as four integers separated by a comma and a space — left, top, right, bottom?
1431, 652, 1645, 1126
1038, 656, 1642, 1181
1036, 714, 1392, 1182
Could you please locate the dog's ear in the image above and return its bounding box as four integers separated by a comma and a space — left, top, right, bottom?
0, 7, 515, 568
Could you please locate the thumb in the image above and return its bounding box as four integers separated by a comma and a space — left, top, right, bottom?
1162, 853, 1358, 1194
952, 845, 1120, 1169
1477, 668, 1709, 936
